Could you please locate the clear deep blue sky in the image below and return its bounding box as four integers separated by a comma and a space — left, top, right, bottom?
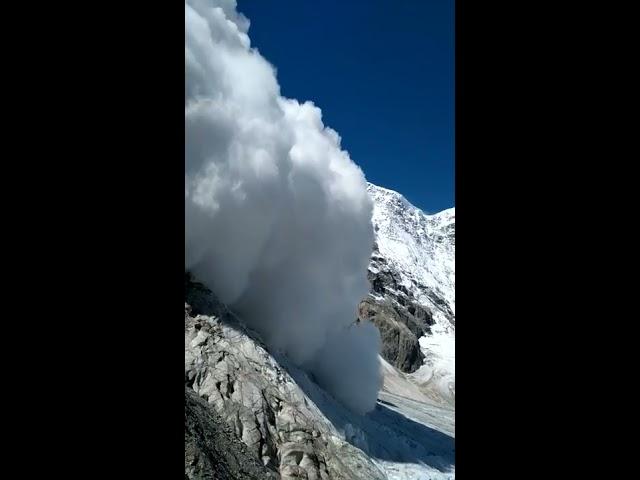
238, 0, 454, 213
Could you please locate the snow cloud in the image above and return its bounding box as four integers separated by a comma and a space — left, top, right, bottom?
185, 0, 382, 414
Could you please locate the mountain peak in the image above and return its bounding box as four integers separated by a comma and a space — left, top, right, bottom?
367, 182, 454, 219
366, 180, 455, 312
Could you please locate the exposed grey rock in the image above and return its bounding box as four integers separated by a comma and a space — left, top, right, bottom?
361, 263, 436, 373
359, 296, 425, 373
184, 279, 386, 480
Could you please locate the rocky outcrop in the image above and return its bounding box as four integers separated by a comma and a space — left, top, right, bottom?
359, 297, 425, 373
184, 277, 386, 480
185, 386, 279, 479
361, 256, 435, 373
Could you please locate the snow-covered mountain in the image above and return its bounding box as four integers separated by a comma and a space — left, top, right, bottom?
368, 183, 455, 318
365, 183, 455, 405
184, 184, 456, 480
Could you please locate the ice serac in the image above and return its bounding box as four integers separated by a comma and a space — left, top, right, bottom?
363, 183, 455, 404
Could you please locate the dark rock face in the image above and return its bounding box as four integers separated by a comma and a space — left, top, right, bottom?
185, 387, 280, 480
359, 296, 426, 373
362, 257, 437, 374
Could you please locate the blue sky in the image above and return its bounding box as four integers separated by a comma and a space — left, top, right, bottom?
238, 0, 454, 213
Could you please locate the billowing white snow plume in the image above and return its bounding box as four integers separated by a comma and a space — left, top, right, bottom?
185, 0, 381, 414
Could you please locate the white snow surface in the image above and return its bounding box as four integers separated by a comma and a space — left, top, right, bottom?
374, 357, 455, 479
